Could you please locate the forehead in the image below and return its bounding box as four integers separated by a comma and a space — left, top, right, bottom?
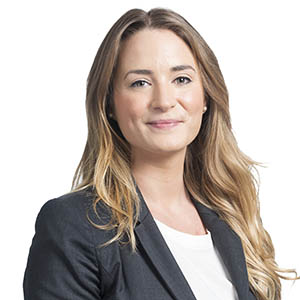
117, 28, 197, 71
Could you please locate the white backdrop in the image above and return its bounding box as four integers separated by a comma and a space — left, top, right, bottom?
1, 0, 299, 299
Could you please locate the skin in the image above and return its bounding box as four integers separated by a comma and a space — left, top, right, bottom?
113, 29, 207, 235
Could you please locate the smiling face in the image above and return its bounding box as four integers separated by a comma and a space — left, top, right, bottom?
112, 28, 206, 160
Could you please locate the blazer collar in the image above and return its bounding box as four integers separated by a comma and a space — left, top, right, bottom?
134, 184, 251, 300
135, 185, 196, 300
192, 199, 250, 299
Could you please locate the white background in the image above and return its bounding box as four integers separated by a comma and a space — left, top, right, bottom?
1, 0, 299, 299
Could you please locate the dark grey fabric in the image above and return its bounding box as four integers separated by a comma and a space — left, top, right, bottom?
23, 186, 257, 300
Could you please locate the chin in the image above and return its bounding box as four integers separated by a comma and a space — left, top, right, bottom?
149, 144, 187, 155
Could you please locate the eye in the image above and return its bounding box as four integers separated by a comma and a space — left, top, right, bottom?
130, 80, 150, 88
174, 76, 191, 85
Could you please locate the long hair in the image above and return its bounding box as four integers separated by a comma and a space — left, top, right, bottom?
72, 8, 298, 300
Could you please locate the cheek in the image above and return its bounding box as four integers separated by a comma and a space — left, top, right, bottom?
180, 87, 205, 113
113, 93, 146, 128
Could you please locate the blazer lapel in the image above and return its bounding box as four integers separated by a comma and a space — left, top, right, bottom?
134, 185, 197, 300
192, 199, 251, 299
134, 183, 251, 300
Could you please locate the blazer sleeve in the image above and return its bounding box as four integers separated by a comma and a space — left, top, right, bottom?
23, 198, 102, 300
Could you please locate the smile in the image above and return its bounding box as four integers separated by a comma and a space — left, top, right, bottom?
147, 120, 182, 129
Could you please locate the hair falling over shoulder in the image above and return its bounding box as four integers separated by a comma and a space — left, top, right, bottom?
71, 7, 299, 300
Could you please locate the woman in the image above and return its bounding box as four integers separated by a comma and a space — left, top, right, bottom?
23, 8, 298, 300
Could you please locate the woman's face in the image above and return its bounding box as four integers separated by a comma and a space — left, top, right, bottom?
113, 29, 206, 159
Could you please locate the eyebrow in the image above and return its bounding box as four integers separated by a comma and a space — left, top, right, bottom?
123, 64, 196, 79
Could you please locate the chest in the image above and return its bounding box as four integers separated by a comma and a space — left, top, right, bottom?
155, 222, 238, 300
92, 200, 257, 300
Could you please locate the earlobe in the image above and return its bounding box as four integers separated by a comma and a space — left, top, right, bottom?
107, 96, 117, 121
109, 112, 118, 122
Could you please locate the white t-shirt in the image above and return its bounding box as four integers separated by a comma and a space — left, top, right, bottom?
154, 218, 238, 300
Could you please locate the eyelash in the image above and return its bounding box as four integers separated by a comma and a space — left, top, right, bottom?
130, 80, 149, 88
174, 76, 191, 85
130, 76, 192, 88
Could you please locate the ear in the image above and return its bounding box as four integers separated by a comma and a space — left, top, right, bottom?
106, 88, 117, 121
203, 89, 209, 110
203, 97, 208, 111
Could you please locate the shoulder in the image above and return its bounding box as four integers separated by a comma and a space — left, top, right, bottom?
39, 187, 95, 215
24, 188, 111, 298
35, 187, 115, 245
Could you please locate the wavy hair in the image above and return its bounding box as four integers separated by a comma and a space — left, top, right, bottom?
72, 8, 298, 300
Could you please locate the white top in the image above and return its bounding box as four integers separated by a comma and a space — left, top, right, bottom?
154, 218, 238, 300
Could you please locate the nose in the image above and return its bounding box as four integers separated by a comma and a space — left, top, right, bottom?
150, 82, 177, 112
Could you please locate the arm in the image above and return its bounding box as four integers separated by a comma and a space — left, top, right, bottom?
23, 197, 102, 300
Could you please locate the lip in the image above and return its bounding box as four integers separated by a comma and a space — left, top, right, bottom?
147, 119, 182, 124
147, 119, 182, 129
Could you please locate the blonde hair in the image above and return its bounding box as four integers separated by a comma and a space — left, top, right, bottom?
72, 8, 298, 300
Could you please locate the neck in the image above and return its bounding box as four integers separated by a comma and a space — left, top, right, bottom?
131, 149, 188, 207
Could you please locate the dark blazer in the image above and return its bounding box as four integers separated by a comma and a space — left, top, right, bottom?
23, 186, 257, 300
